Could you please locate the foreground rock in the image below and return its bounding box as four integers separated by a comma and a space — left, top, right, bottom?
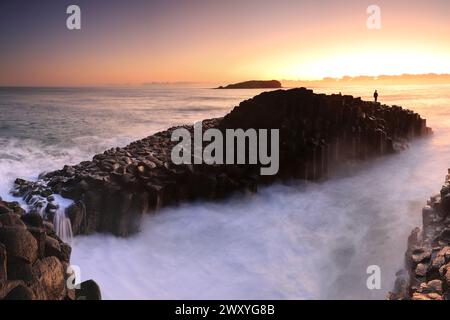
390, 170, 450, 300
0, 199, 100, 300
217, 80, 282, 89
12, 88, 431, 237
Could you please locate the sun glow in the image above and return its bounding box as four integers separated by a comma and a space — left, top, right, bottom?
1, 1, 450, 86
256, 49, 450, 81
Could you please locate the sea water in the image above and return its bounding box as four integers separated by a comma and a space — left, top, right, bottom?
1, 84, 449, 299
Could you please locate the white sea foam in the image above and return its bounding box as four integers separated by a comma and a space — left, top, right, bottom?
70, 135, 450, 299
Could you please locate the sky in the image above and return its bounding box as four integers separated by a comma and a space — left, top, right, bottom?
0, 0, 449, 86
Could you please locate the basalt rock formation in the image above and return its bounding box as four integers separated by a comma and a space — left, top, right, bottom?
217, 80, 282, 89
390, 170, 450, 300
11, 88, 431, 237
0, 199, 101, 300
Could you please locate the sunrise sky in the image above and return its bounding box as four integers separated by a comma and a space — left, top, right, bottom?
0, 0, 449, 86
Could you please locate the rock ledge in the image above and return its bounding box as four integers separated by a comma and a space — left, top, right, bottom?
11, 88, 432, 237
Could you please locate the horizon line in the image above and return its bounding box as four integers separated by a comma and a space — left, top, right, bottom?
2, 73, 450, 88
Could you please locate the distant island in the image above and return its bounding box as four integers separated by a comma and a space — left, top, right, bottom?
217, 80, 282, 89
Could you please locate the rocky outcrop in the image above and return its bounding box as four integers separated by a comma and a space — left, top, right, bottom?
11, 88, 431, 237
217, 80, 282, 89
0, 199, 100, 300
390, 171, 450, 300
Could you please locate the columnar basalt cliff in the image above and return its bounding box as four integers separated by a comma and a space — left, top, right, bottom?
12, 88, 431, 237
390, 171, 450, 300
0, 199, 101, 300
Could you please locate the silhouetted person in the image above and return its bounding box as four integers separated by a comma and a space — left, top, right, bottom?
374, 90, 378, 102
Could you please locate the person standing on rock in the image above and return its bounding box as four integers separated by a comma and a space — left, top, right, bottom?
374, 90, 379, 102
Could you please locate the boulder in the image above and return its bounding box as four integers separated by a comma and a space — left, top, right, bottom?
411, 248, 431, 265
0, 280, 26, 299
438, 228, 450, 243
0, 213, 26, 228
0, 227, 38, 264
27, 227, 46, 259
31, 256, 65, 300
59, 243, 71, 263
418, 280, 443, 295
3, 284, 34, 300
0, 200, 100, 300
44, 236, 61, 259
21, 213, 44, 228
0, 201, 25, 216
412, 292, 443, 300
440, 246, 450, 262
75, 280, 101, 300
43, 221, 55, 234
415, 263, 428, 277
0, 205, 12, 215
6, 257, 33, 283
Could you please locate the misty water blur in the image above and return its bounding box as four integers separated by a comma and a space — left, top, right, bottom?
1, 84, 449, 299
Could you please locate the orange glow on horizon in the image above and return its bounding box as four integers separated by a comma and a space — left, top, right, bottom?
1, 1, 449, 86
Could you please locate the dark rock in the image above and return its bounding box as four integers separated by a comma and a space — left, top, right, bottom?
9, 202, 24, 215
438, 246, 450, 263
411, 248, 431, 265
419, 279, 443, 295
3, 284, 34, 300
0, 280, 26, 299
0, 200, 95, 300
0, 205, 12, 215
75, 280, 102, 300
44, 236, 61, 259
31, 256, 65, 300
27, 227, 46, 259
392, 171, 450, 300
438, 228, 450, 243
441, 263, 450, 287
0, 244, 6, 281
412, 292, 443, 300
0, 227, 38, 264
65, 287, 76, 300
43, 221, 55, 234
0, 213, 26, 228
59, 243, 71, 263
21, 213, 44, 228
6, 257, 33, 283
66, 201, 85, 236
11, 89, 432, 236
440, 194, 450, 217
415, 263, 428, 277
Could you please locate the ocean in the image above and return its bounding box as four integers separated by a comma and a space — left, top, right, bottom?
1, 84, 450, 299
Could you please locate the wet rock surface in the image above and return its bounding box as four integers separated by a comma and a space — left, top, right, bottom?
390, 170, 450, 300
0, 199, 100, 300
11, 88, 431, 237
